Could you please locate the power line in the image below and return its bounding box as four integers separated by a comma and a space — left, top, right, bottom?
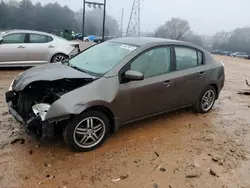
82, 0, 106, 40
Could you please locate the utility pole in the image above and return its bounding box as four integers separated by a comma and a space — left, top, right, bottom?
82, 0, 86, 40
138, 0, 140, 37
120, 8, 124, 37
82, 0, 107, 41
102, 0, 106, 41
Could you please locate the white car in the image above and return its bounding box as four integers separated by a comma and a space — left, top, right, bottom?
0, 29, 80, 67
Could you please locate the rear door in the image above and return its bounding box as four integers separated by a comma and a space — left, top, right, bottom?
26, 33, 55, 64
169, 46, 207, 107
0, 33, 27, 64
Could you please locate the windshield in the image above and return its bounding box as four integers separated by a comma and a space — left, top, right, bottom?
0, 30, 11, 36
68, 41, 138, 75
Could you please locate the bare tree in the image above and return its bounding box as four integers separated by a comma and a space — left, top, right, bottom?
180, 31, 204, 47
154, 17, 190, 39
211, 27, 250, 53
211, 31, 231, 49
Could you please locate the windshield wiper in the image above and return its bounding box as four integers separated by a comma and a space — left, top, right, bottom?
68, 63, 89, 74
61, 60, 84, 72
61, 59, 70, 66
61, 60, 100, 77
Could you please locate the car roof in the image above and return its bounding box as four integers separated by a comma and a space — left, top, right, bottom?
2, 29, 71, 42
3, 29, 55, 36
110, 37, 203, 50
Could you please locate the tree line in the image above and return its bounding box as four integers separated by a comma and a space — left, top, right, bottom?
1, 0, 249, 53
211, 28, 250, 54
152, 17, 250, 53
0, 0, 121, 37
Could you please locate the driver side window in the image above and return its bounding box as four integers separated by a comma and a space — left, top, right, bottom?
130, 47, 171, 78
2, 33, 26, 44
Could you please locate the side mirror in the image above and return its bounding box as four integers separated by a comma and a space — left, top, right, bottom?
124, 70, 144, 81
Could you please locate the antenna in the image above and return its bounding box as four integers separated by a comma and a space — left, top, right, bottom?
120, 8, 124, 37
126, 0, 140, 37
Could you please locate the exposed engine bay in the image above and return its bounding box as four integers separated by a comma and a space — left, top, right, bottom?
6, 78, 95, 138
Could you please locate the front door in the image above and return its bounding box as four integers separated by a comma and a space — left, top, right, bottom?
0, 33, 27, 65
119, 46, 177, 122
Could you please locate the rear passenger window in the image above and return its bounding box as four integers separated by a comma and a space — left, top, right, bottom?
47, 36, 53, 42
30, 34, 53, 43
175, 47, 198, 70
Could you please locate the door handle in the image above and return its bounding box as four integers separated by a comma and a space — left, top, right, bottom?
18, 45, 25, 49
48, 45, 54, 48
198, 72, 206, 77
162, 80, 173, 87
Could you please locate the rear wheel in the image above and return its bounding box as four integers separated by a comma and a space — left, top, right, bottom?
63, 111, 110, 152
51, 54, 68, 63
193, 86, 216, 113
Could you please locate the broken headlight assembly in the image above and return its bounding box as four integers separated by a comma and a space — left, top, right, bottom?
9, 72, 24, 91
32, 103, 51, 121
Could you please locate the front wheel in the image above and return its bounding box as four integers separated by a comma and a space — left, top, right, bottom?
193, 86, 216, 113
63, 111, 110, 152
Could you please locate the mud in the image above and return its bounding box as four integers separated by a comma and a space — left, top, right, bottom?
1, 55, 250, 188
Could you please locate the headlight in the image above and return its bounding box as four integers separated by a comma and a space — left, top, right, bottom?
8, 72, 23, 91
9, 79, 14, 91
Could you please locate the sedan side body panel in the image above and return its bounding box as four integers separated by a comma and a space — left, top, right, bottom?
5, 37, 225, 151
45, 77, 120, 120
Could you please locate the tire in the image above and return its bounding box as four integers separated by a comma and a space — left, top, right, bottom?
193, 86, 216, 114
63, 110, 110, 152
51, 54, 68, 63
84, 39, 89, 42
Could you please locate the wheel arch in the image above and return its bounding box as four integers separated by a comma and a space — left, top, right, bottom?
50, 53, 69, 63
84, 105, 116, 134
209, 83, 219, 99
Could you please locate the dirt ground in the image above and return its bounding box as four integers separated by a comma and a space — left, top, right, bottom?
1, 55, 250, 188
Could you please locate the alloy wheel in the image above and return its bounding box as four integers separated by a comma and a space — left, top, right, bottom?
53, 55, 67, 62
73, 117, 106, 148
201, 90, 215, 112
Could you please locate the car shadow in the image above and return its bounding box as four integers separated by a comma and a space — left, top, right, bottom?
34, 107, 196, 152
0, 67, 30, 71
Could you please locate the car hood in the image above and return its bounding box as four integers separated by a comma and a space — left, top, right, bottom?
12, 63, 96, 91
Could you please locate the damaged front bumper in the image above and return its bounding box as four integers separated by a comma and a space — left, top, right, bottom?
6, 91, 55, 139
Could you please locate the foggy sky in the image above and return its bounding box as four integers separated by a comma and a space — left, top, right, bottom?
19, 0, 250, 35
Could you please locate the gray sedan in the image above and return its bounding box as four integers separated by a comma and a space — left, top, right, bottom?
0, 30, 79, 67
6, 37, 225, 152
231, 52, 248, 58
